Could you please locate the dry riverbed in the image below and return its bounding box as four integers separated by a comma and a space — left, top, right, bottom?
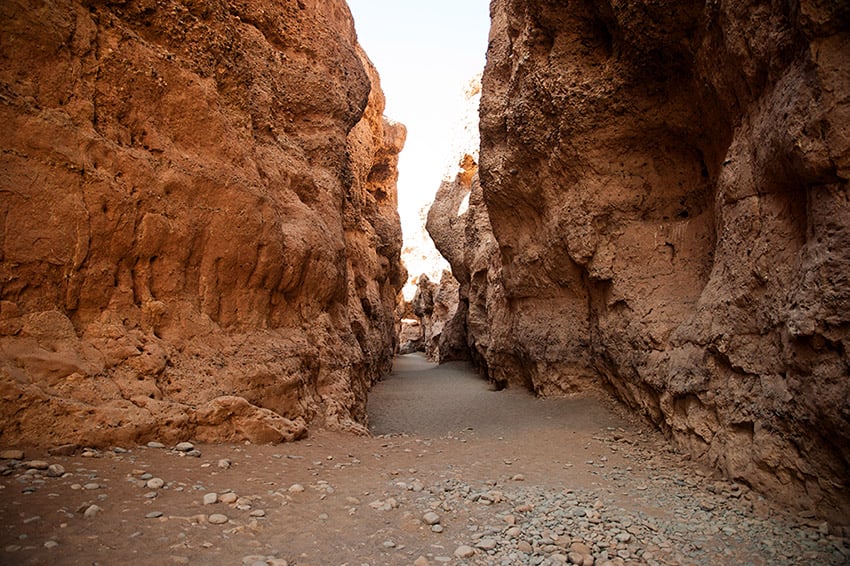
1, 355, 847, 565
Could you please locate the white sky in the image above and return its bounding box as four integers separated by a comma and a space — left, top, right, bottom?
347, 0, 491, 295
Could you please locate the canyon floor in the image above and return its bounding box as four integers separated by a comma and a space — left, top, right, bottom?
1, 354, 847, 566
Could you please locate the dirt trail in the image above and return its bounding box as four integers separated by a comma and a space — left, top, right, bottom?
1, 354, 846, 565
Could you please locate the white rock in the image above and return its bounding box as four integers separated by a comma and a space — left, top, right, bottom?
146, 478, 165, 489
175, 442, 194, 452
287, 484, 305, 493
208, 513, 228, 525
422, 511, 441, 525
203, 493, 218, 505
454, 545, 475, 558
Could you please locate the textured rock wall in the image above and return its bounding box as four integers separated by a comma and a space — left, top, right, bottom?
469, 0, 850, 520
0, 0, 404, 446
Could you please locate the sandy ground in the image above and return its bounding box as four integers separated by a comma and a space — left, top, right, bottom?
1, 354, 847, 565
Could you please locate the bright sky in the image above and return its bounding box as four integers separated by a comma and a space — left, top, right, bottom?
347, 0, 491, 295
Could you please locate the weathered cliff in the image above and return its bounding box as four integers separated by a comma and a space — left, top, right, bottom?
0, 0, 404, 446
456, 0, 850, 520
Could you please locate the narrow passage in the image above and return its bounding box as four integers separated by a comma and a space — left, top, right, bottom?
368, 353, 624, 439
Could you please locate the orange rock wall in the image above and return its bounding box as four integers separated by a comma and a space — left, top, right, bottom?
472, 0, 850, 520
0, 0, 404, 446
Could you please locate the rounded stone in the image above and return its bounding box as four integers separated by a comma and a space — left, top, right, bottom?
208, 513, 228, 525
46, 464, 65, 477
219, 492, 238, 504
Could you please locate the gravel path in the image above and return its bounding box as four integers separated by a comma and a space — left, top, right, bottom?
1, 354, 847, 565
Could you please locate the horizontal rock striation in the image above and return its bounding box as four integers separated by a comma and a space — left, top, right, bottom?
0, 0, 404, 446
459, 0, 850, 520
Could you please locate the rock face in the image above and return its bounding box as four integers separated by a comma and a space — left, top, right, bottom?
406, 271, 464, 362
443, 0, 849, 520
0, 0, 405, 446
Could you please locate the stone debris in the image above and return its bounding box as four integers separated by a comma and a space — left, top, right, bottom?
208, 513, 228, 525
219, 492, 239, 504
46, 464, 65, 477
83, 505, 103, 518
454, 545, 476, 558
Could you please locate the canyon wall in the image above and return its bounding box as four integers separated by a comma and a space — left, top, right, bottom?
0, 0, 405, 446
439, 0, 849, 520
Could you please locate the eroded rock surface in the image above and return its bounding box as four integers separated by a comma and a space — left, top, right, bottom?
0, 0, 404, 446
446, 0, 850, 520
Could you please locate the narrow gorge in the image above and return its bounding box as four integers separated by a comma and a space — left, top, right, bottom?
2, 0, 849, 534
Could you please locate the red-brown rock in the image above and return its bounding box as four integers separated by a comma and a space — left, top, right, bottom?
468, 0, 850, 520
0, 0, 404, 446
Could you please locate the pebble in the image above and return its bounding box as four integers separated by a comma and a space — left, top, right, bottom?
220, 492, 239, 504
454, 545, 476, 558
83, 482, 101, 490
208, 513, 228, 524
431, 524, 444, 533
43, 540, 59, 549
422, 511, 441, 525
249, 509, 266, 517
46, 464, 65, 477
413, 556, 430, 566
26, 460, 49, 470
146, 478, 165, 489
83, 505, 102, 518
145, 511, 164, 519
146, 442, 166, 449
203, 493, 218, 505
218, 459, 232, 469
174, 442, 194, 452
287, 484, 305, 493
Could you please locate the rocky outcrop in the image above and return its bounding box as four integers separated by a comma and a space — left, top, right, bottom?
455, 0, 850, 520
407, 271, 464, 362
0, 0, 404, 446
